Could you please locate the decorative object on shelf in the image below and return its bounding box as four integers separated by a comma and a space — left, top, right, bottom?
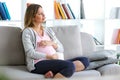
111, 29, 120, 44
109, 7, 120, 19
80, 0, 85, 19
111, 29, 120, 63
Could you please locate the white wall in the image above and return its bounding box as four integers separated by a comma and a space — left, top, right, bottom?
83, 0, 104, 19
80, 20, 104, 44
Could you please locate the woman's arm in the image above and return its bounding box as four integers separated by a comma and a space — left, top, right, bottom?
45, 28, 64, 53
38, 40, 58, 49
22, 28, 46, 59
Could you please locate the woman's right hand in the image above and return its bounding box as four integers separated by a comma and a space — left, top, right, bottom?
46, 53, 58, 60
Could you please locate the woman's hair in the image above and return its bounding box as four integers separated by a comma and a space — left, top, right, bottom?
24, 4, 42, 28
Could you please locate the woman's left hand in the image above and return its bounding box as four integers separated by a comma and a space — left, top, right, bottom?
38, 40, 52, 47
38, 40, 58, 49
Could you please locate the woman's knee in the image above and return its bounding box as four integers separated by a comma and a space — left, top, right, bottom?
60, 61, 75, 77
79, 57, 90, 69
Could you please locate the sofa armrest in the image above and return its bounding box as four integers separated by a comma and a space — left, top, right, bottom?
95, 45, 104, 51
81, 32, 96, 55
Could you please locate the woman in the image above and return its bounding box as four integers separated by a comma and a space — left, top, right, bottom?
22, 4, 89, 78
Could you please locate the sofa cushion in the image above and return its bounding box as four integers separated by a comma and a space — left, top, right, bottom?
72, 70, 101, 78
0, 66, 44, 80
51, 26, 82, 59
86, 58, 119, 70
97, 64, 120, 76
84, 50, 117, 61
81, 32, 96, 55
0, 27, 25, 65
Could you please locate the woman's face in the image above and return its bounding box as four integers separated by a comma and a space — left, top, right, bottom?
34, 7, 45, 23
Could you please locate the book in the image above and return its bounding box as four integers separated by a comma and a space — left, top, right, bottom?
0, 15, 2, 20
61, 3, 71, 19
54, 1, 61, 19
60, 3, 67, 19
0, 2, 8, 20
57, 2, 66, 19
64, 3, 73, 19
67, 3, 76, 19
2, 2, 11, 20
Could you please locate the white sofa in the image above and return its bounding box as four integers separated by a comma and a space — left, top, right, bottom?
0, 26, 120, 80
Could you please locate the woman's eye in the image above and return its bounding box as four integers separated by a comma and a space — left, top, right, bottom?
38, 13, 44, 16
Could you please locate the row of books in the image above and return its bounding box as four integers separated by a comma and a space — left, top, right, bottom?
0, 2, 11, 20
54, 1, 75, 19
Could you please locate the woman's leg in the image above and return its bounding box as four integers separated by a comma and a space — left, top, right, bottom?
68, 57, 90, 72
73, 60, 85, 72
31, 59, 75, 78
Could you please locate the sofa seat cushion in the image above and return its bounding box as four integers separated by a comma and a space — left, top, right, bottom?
0, 66, 100, 80
97, 64, 120, 76
51, 26, 82, 59
72, 70, 101, 78
0, 66, 44, 80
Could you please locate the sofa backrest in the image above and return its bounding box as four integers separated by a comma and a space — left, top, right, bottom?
0, 27, 25, 65
81, 32, 96, 55
51, 26, 83, 60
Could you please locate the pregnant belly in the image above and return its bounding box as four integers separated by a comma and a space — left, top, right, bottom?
36, 46, 56, 55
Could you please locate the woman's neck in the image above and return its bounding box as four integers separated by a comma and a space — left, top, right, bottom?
33, 25, 44, 36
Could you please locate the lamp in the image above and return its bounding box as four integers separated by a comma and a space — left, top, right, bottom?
111, 29, 120, 61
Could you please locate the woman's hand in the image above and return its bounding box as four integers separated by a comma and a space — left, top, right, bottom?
46, 53, 58, 60
38, 40, 58, 49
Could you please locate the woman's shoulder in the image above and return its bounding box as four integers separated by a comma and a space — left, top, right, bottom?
22, 27, 33, 33
44, 27, 55, 35
23, 27, 32, 31
22, 27, 35, 36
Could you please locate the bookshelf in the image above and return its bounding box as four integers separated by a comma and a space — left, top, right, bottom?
1, 0, 119, 47
104, 0, 120, 50
24, 0, 80, 27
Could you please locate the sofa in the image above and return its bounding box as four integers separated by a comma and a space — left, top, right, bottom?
0, 26, 120, 80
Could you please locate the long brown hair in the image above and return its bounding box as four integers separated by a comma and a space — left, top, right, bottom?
24, 4, 42, 28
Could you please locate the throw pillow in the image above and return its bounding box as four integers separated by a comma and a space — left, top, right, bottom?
84, 50, 116, 61
86, 58, 119, 70
51, 26, 82, 60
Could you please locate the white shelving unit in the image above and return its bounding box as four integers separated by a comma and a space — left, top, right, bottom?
0, 0, 22, 28
1, 0, 120, 48
25, 0, 80, 27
